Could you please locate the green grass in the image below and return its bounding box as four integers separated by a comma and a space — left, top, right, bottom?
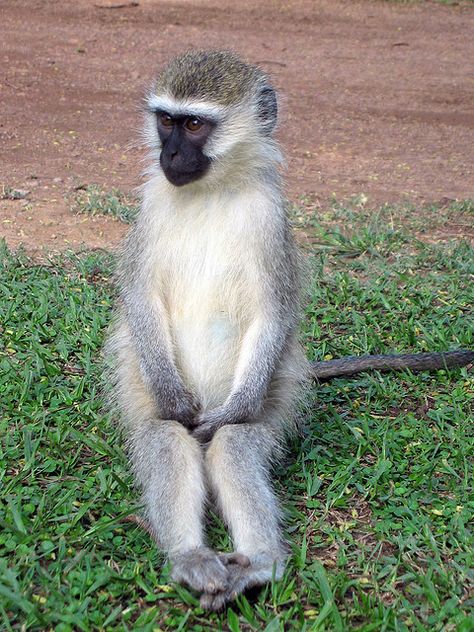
73, 185, 138, 224
1, 199, 473, 631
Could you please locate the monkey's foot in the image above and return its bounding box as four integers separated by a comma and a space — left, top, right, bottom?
170, 547, 229, 594
199, 554, 286, 611
170, 548, 250, 594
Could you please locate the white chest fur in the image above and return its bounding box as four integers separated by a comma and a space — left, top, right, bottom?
145, 183, 267, 408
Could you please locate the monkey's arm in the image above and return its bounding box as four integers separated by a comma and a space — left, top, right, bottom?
123, 287, 198, 426
192, 314, 291, 443
311, 350, 474, 380
192, 224, 299, 443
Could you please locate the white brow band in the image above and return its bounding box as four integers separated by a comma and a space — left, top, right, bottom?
147, 94, 223, 121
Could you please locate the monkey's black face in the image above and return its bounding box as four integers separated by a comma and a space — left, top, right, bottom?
156, 112, 215, 186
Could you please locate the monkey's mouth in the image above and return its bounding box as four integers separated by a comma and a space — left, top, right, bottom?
162, 167, 209, 187
160, 156, 211, 187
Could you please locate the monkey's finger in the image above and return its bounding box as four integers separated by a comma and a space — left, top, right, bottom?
219, 552, 251, 567
191, 399, 202, 414
191, 424, 215, 444
182, 418, 200, 430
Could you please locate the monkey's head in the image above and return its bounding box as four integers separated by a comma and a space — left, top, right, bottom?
145, 50, 279, 187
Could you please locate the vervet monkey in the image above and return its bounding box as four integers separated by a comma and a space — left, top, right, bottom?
106, 50, 473, 611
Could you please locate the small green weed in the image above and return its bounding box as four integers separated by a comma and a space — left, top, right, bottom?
73, 185, 138, 224
1, 186, 30, 200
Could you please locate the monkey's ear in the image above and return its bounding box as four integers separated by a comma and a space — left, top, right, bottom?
258, 86, 278, 134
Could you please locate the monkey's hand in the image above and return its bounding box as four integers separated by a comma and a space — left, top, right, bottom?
191, 408, 227, 443
159, 387, 200, 429
192, 396, 253, 443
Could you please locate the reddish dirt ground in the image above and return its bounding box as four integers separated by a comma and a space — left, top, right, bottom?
1, 0, 473, 252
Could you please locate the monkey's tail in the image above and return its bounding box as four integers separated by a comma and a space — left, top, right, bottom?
310, 350, 474, 381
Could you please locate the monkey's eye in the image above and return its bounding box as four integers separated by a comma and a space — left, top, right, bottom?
160, 113, 173, 127
185, 117, 203, 132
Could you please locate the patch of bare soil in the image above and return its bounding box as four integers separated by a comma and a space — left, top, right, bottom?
1, 0, 473, 252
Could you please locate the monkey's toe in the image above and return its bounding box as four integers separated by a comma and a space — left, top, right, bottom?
199, 555, 287, 610
198, 564, 260, 610
219, 552, 251, 567
199, 590, 228, 612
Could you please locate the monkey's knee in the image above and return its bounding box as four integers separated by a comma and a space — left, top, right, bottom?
205, 424, 251, 470
128, 418, 202, 489
132, 418, 199, 454
207, 422, 241, 449
206, 422, 277, 468
157, 418, 193, 437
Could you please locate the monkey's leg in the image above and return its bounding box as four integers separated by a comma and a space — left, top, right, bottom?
202, 422, 288, 610
129, 419, 229, 594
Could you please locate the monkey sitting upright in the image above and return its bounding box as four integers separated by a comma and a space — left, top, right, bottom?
106, 50, 473, 611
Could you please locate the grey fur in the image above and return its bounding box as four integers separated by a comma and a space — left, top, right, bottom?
155, 50, 270, 106
311, 350, 474, 380
105, 50, 306, 610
